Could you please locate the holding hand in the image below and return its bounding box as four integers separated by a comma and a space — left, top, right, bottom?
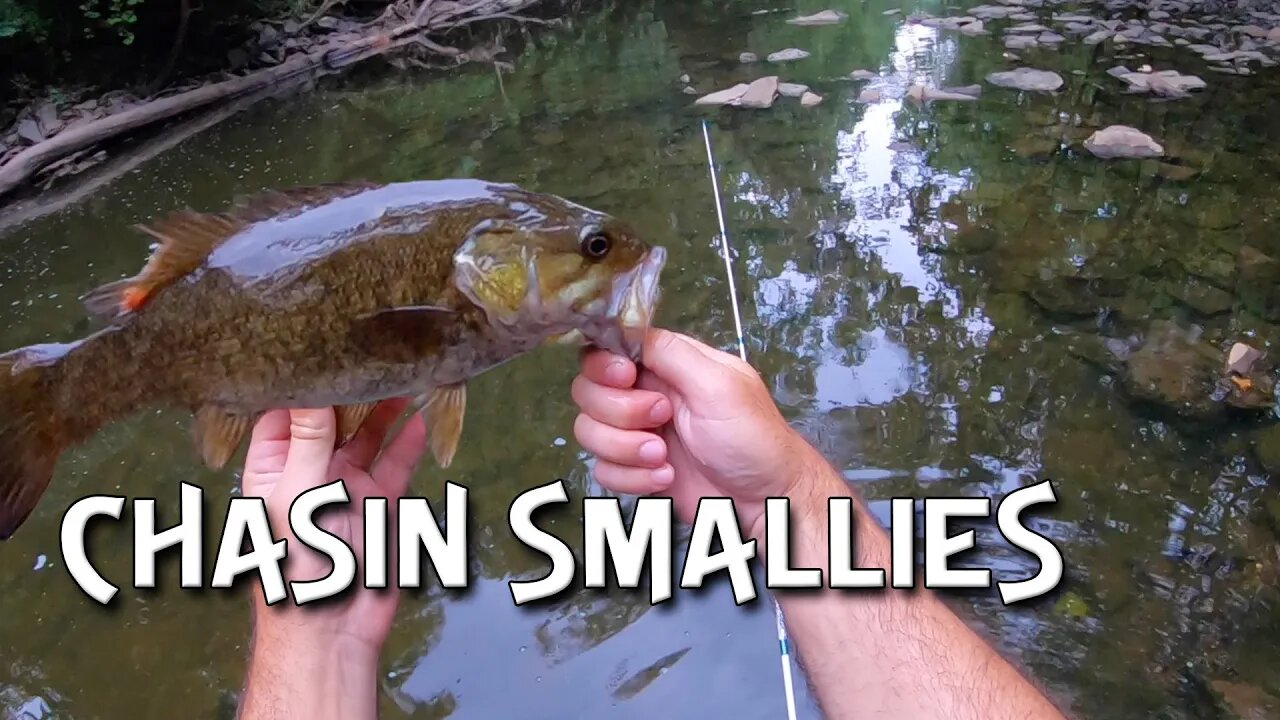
237, 399, 427, 720
571, 328, 830, 539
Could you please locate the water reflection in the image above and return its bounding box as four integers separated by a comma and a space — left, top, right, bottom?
3, 0, 1280, 718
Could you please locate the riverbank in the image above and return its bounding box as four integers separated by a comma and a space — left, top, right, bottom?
0, 0, 569, 204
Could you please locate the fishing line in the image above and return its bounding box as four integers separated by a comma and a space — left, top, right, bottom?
700, 119, 799, 720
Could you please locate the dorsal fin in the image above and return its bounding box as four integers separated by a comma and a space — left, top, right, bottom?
224, 180, 380, 225
83, 180, 380, 320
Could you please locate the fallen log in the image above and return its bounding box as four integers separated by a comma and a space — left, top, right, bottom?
0, 87, 295, 235
0, 0, 541, 200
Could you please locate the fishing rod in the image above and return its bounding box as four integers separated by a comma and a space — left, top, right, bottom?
700, 119, 800, 720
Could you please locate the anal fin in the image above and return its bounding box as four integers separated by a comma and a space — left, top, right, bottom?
192, 406, 255, 469
421, 383, 467, 468
335, 402, 378, 448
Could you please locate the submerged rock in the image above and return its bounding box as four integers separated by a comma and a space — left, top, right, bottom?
1114, 68, 1206, 98
800, 91, 824, 107
1118, 323, 1238, 420
767, 48, 811, 62
1083, 125, 1163, 159
739, 52, 759, 63
908, 84, 983, 102
851, 69, 877, 80
1210, 677, 1280, 718
986, 67, 1065, 92
786, 9, 847, 25
737, 76, 780, 108
1011, 135, 1061, 158
1155, 162, 1198, 181
968, 4, 1020, 19
857, 87, 882, 103
1005, 35, 1038, 49
694, 84, 750, 106
778, 82, 809, 97
1237, 246, 1280, 322
1167, 277, 1234, 316
1251, 427, 1280, 476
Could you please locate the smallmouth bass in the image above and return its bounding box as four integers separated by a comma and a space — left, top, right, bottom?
0, 179, 667, 538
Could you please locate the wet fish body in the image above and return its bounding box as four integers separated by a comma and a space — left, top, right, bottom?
0, 178, 666, 538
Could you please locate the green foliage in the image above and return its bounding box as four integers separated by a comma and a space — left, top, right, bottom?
2, 0, 151, 46
78, 0, 147, 45
0, 0, 47, 41
0, 0, 286, 91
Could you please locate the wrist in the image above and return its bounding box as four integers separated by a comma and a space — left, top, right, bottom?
749, 435, 845, 544
242, 625, 381, 720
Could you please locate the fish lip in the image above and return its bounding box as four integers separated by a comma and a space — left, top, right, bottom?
613, 246, 666, 362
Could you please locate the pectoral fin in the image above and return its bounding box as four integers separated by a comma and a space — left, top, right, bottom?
350, 305, 458, 363
421, 383, 466, 468
192, 406, 255, 469
335, 402, 378, 447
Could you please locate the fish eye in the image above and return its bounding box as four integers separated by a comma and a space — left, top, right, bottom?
581, 232, 611, 259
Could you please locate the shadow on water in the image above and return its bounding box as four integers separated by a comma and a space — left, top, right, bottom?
3, 0, 1280, 717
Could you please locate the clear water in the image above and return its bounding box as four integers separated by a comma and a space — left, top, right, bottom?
3, 0, 1280, 717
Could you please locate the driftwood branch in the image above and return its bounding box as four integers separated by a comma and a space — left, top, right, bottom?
0, 0, 540, 201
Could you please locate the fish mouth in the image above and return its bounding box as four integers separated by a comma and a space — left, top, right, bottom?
607, 246, 667, 362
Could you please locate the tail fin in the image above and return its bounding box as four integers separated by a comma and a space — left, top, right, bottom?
0, 343, 75, 540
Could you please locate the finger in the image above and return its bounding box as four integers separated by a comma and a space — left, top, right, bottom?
571, 374, 672, 430
241, 410, 292, 494
573, 413, 668, 469
591, 459, 675, 496
641, 328, 747, 401
580, 347, 636, 389
280, 408, 338, 489
338, 398, 412, 470
372, 410, 428, 498
635, 368, 677, 398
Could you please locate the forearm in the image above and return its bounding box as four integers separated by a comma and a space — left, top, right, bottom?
759, 444, 1066, 719
238, 622, 380, 720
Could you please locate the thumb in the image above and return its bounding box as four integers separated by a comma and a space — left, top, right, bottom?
280, 407, 337, 490
641, 328, 747, 401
